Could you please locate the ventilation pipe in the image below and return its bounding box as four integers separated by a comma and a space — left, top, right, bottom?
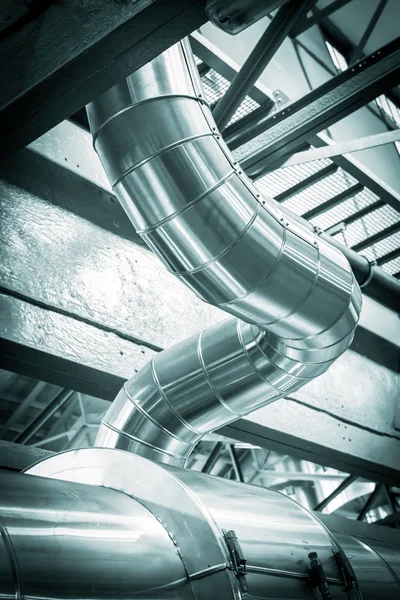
87, 40, 362, 467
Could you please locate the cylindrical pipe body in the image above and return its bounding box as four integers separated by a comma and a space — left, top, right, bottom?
87, 40, 361, 465
23, 448, 400, 600
0, 468, 192, 600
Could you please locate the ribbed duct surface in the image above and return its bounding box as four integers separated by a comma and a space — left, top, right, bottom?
88, 40, 362, 466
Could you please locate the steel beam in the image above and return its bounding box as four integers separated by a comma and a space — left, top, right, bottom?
212, 0, 313, 131
4, 119, 399, 313
13, 390, 75, 444
351, 222, 400, 253
0, 440, 53, 472
228, 445, 245, 482
0, 0, 207, 158
290, 0, 354, 37
0, 381, 47, 438
189, 31, 275, 106
228, 37, 400, 176
1, 290, 398, 484
377, 247, 400, 267
316, 511, 400, 545
375, 511, 400, 527
281, 129, 400, 167
0, 122, 399, 484
349, 0, 388, 66
274, 164, 339, 203
302, 183, 364, 220
328, 200, 384, 230
310, 133, 400, 215
201, 442, 224, 474
313, 474, 358, 512
358, 484, 384, 521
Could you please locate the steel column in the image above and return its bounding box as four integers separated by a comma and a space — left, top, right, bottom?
212, 0, 313, 131
228, 445, 245, 483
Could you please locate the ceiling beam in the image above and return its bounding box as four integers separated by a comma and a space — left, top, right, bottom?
290, 0, 354, 37
0, 0, 207, 158
281, 129, 400, 167
377, 247, 400, 266
310, 133, 400, 214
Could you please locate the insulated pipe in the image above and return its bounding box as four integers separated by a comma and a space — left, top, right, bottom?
87, 40, 362, 466
0, 468, 193, 600
20, 448, 400, 599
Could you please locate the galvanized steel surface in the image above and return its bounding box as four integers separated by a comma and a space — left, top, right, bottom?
88, 40, 362, 465
0, 467, 192, 600
25, 448, 400, 599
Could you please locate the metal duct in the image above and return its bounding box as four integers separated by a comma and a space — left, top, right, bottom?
87, 40, 362, 466
16, 448, 400, 599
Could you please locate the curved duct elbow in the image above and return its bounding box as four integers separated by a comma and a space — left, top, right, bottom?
88, 40, 362, 466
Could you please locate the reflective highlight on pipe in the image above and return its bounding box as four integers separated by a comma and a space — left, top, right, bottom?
87, 40, 362, 465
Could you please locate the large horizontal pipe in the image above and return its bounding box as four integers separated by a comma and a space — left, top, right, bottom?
0, 466, 191, 600
2, 447, 398, 600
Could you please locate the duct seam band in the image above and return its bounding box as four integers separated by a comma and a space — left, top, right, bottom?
101, 421, 190, 461
122, 382, 193, 444
197, 329, 242, 419
91, 93, 211, 146
137, 169, 236, 235
150, 357, 202, 436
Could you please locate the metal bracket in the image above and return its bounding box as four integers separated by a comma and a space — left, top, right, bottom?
308, 552, 332, 599
333, 549, 361, 599
223, 529, 248, 593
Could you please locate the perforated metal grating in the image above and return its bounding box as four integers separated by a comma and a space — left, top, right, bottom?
310, 188, 379, 231
197, 59, 260, 126
255, 158, 400, 276
195, 56, 400, 279
256, 159, 332, 198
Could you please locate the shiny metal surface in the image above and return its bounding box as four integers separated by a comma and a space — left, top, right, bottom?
334, 533, 400, 598
26, 449, 400, 599
0, 467, 192, 600
168, 464, 348, 599
88, 39, 362, 464
25, 448, 237, 600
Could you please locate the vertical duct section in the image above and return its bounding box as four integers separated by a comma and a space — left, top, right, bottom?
87, 40, 362, 466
